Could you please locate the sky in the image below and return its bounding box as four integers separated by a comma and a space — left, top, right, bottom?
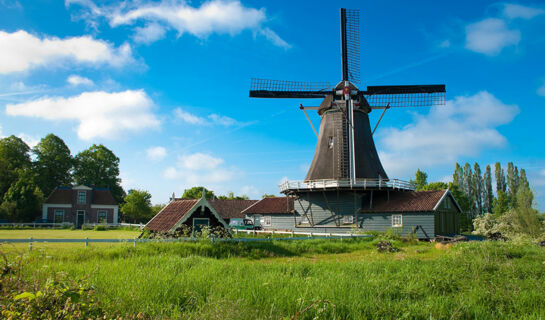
0, 0, 544, 210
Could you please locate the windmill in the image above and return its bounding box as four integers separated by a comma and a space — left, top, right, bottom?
248, 9, 446, 228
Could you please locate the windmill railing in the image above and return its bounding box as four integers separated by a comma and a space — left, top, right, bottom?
279, 178, 415, 192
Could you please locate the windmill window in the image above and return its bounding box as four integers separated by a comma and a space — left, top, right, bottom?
392, 215, 402, 227
343, 215, 354, 224
261, 216, 272, 227
328, 136, 334, 149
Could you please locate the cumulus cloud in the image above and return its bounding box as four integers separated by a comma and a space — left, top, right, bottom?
67, 75, 94, 86
0, 30, 133, 74
133, 22, 166, 44
67, 0, 290, 48
377, 91, 519, 177
17, 133, 40, 148
146, 146, 167, 161
6, 90, 160, 140
465, 18, 520, 55
174, 107, 241, 126
163, 152, 235, 188
240, 185, 259, 198
502, 3, 544, 20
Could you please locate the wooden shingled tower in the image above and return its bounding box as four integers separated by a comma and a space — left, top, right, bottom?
249, 9, 446, 228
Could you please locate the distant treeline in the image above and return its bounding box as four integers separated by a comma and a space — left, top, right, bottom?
0, 134, 124, 222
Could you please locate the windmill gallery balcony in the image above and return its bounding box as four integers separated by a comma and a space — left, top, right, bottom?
279, 178, 415, 193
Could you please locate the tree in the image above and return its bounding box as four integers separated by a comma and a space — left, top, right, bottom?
262, 194, 276, 198
492, 190, 509, 216
32, 134, 73, 197
73, 144, 125, 203
411, 169, 428, 190
494, 162, 506, 194
519, 169, 529, 190
217, 192, 249, 200
0, 136, 31, 199
0, 168, 43, 222
506, 162, 518, 204
420, 182, 448, 191
120, 189, 153, 223
483, 165, 494, 214
452, 163, 463, 189
463, 163, 476, 217
181, 186, 214, 199
472, 163, 483, 215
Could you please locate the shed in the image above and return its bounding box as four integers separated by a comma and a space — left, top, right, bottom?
208, 199, 258, 224
242, 197, 295, 229
145, 195, 230, 234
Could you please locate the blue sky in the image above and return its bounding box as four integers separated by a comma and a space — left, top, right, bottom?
1, 0, 545, 210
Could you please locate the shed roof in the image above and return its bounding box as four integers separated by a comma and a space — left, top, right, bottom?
361, 190, 456, 213
208, 199, 258, 220
242, 197, 294, 215
145, 199, 198, 232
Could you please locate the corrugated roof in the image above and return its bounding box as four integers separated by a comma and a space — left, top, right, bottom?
361, 190, 447, 213
146, 199, 198, 232
242, 197, 294, 215
208, 199, 258, 219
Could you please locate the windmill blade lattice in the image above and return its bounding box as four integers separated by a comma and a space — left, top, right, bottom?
341, 8, 360, 84
249, 78, 333, 99
364, 84, 446, 108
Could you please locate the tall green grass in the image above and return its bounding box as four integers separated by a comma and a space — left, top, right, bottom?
5, 239, 545, 319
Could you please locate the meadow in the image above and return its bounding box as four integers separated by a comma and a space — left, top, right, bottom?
1, 229, 545, 319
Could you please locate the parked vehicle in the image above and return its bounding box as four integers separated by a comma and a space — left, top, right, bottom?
229, 218, 261, 230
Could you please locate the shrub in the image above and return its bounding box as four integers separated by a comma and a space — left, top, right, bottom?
93, 225, 107, 231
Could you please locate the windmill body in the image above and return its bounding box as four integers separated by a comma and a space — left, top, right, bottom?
248, 9, 449, 234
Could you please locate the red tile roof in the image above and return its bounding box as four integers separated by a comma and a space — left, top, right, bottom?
146, 199, 198, 232
242, 197, 294, 215
45, 189, 71, 204
361, 190, 448, 213
208, 199, 258, 219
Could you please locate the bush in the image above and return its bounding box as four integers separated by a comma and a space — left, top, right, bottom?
93, 225, 107, 231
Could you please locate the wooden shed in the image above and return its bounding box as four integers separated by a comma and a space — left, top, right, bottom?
145, 195, 229, 234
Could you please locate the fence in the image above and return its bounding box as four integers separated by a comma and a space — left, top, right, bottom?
233, 229, 363, 237
0, 233, 371, 250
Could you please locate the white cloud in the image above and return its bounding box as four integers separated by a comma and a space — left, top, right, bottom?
17, 133, 40, 148
240, 185, 259, 198
465, 18, 520, 55
67, 0, 290, 48
439, 39, 451, 48
6, 90, 160, 140
163, 152, 235, 188
67, 75, 94, 86
377, 91, 519, 178
503, 3, 544, 20
0, 30, 133, 74
133, 22, 166, 44
173, 107, 207, 125
146, 146, 167, 161
538, 81, 545, 97
174, 107, 241, 126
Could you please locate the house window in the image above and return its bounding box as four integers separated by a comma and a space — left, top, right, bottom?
77, 191, 86, 204
343, 215, 354, 224
54, 210, 64, 223
392, 215, 403, 227
300, 215, 310, 224
261, 216, 272, 227
97, 210, 108, 224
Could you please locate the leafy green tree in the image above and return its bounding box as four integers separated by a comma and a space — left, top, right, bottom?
262, 194, 276, 198
0, 136, 31, 199
452, 163, 463, 189
492, 190, 510, 216
218, 192, 249, 200
506, 162, 518, 205
181, 186, 214, 199
483, 165, 494, 214
73, 144, 125, 203
32, 134, 73, 197
0, 168, 43, 222
120, 189, 153, 223
519, 169, 529, 190
420, 182, 448, 190
410, 169, 428, 190
463, 163, 476, 217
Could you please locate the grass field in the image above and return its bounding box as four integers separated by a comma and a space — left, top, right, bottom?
1, 229, 545, 319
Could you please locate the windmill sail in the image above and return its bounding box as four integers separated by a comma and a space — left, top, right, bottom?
340, 8, 360, 84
